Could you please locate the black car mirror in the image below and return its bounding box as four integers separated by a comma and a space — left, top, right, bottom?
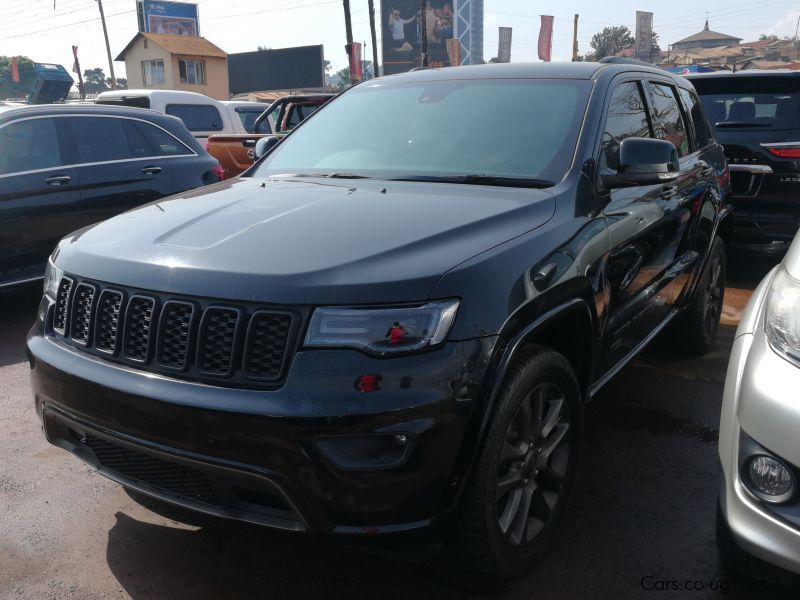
253, 136, 281, 160
601, 138, 680, 189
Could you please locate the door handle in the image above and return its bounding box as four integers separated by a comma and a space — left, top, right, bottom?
141, 166, 162, 175
241, 139, 257, 148
659, 185, 679, 200
44, 175, 71, 186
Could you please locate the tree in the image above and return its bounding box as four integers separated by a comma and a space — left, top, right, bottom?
83, 67, 110, 93
0, 55, 36, 100
488, 56, 501, 63
107, 77, 127, 90
590, 26, 634, 60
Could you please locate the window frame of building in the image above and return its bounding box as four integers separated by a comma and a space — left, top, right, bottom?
178, 59, 206, 85
141, 59, 165, 87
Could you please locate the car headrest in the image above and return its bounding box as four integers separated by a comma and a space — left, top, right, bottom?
728, 101, 755, 122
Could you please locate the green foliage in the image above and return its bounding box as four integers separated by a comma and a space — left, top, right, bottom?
83, 67, 109, 93
590, 26, 635, 59
0, 56, 36, 100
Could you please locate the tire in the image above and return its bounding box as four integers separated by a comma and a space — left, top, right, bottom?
675, 235, 726, 356
452, 346, 583, 579
716, 502, 797, 586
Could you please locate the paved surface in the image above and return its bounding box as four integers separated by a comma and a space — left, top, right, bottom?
0, 256, 796, 600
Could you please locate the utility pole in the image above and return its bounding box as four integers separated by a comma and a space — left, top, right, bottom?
420, 0, 428, 67
572, 14, 579, 61
794, 14, 800, 61
368, 0, 379, 77
96, 0, 117, 89
342, 0, 356, 85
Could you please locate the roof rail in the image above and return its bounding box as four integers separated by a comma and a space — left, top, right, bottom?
598, 56, 656, 67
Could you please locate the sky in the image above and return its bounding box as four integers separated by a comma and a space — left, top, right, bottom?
1, 0, 800, 83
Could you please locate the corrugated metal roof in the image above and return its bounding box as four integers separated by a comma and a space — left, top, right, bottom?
674, 21, 742, 45
115, 33, 227, 61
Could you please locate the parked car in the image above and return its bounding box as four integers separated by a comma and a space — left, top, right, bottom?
29, 61, 731, 578
688, 70, 800, 255
95, 89, 266, 143
716, 229, 800, 585
207, 94, 333, 179
0, 103, 220, 289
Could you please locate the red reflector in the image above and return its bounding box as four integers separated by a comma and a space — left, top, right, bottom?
355, 374, 381, 393
765, 146, 800, 159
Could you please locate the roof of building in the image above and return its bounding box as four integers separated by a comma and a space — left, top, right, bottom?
115, 32, 227, 61
673, 21, 742, 46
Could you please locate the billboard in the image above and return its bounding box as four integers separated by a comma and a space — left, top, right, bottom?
497, 26, 512, 63
137, 1, 199, 36
635, 11, 653, 61
228, 46, 325, 94
381, 0, 457, 75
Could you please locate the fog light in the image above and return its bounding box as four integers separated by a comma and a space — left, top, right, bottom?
747, 455, 795, 502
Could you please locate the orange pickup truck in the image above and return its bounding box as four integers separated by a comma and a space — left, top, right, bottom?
206, 94, 334, 179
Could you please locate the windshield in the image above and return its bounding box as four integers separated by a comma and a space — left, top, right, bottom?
692, 76, 800, 130
251, 79, 591, 184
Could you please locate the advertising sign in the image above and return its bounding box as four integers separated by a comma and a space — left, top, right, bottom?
497, 26, 512, 63
635, 11, 654, 60
228, 45, 325, 94
137, 1, 200, 36
538, 15, 553, 62
381, 0, 457, 75
349, 42, 363, 82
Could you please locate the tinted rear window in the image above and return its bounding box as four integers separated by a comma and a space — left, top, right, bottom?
691, 76, 800, 130
235, 107, 265, 134
165, 104, 223, 132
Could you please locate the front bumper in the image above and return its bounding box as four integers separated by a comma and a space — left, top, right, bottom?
718, 330, 800, 575
28, 309, 495, 535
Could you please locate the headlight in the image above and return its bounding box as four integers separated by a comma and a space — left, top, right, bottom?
304, 300, 460, 356
43, 257, 63, 300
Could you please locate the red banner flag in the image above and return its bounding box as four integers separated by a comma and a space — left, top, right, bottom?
349, 42, 363, 82
538, 15, 554, 62
11, 56, 19, 83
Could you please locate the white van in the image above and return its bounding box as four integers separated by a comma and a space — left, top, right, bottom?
95, 90, 269, 143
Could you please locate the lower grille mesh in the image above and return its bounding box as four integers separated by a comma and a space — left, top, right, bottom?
85, 435, 221, 507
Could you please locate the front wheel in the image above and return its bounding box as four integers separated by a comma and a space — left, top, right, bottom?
452, 346, 582, 579
676, 236, 726, 356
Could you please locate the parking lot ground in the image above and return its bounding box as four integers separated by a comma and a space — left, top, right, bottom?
1, 255, 796, 600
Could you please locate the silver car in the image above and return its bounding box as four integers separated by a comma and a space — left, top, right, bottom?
718, 232, 800, 584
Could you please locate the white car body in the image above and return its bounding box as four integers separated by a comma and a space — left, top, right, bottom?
95, 90, 268, 143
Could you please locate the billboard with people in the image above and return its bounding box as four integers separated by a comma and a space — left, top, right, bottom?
381, 0, 456, 75
137, 1, 200, 36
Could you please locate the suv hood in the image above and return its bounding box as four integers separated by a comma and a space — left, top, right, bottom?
56, 177, 555, 304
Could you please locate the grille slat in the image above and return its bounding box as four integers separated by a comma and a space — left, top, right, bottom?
157, 301, 195, 370
124, 296, 156, 362
49, 275, 296, 387
198, 308, 240, 375
70, 283, 97, 345
53, 277, 74, 335
244, 311, 293, 380
94, 290, 124, 354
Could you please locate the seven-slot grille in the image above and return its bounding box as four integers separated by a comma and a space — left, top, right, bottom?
49, 275, 297, 387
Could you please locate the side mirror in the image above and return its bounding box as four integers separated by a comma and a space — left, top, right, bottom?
601, 138, 680, 189
253, 135, 281, 160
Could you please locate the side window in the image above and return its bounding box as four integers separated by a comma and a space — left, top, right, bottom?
600, 81, 652, 171
165, 104, 223, 132
68, 117, 131, 163
678, 88, 712, 149
123, 120, 192, 157
0, 117, 63, 175
236, 108, 263, 134
647, 83, 690, 157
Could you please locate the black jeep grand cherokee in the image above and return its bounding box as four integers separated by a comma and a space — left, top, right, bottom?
28, 61, 731, 578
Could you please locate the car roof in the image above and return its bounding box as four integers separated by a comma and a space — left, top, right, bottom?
374, 61, 683, 84
96, 89, 217, 101
685, 69, 800, 79
0, 103, 172, 119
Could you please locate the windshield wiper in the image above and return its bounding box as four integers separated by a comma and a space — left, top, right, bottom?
714, 121, 765, 128
387, 174, 555, 188
321, 172, 372, 179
